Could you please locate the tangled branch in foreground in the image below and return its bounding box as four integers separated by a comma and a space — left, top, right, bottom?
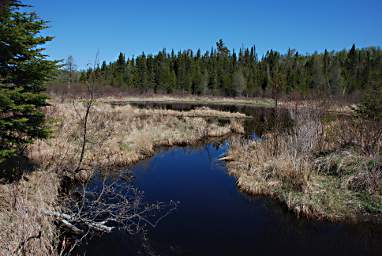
50, 173, 178, 255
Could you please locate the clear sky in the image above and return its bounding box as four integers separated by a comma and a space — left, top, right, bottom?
30, 0, 382, 69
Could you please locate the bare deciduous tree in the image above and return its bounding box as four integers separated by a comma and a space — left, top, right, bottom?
44, 52, 178, 255
65, 56, 77, 89
75, 53, 98, 173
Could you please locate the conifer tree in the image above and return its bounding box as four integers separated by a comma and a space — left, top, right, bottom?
83, 40, 382, 99
0, 0, 58, 161
117, 52, 126, 67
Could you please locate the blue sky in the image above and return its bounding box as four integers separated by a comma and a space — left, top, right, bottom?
30, 0, 382, 69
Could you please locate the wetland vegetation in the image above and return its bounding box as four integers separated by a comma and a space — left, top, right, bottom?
1, 1, 382, 255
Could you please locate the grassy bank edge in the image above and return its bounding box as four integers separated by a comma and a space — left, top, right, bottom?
227, 144, 382, 224
0, 101, 246, 255
100, 95, 275, 108
225, 107, 382, 224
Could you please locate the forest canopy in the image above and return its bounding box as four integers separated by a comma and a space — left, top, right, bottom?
76, 40, 382, 98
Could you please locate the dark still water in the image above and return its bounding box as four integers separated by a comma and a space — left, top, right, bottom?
78, 142, 382, 256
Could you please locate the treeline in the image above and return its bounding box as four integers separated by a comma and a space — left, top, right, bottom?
77, 40, 382, 97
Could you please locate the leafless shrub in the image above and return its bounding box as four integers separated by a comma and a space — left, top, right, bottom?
53, 174, 177, 255
226, 98, 382, 220
286, 107, 324, 156
227, 106, 323, 193
330, 118, 382, 157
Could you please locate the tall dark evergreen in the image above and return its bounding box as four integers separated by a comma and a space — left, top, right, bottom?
80, 40, 382, 99
0, 0, 58, 161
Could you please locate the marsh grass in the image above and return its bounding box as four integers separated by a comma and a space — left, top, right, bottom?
100, 95, 275, 108
1, 99, 245, 255
28, 101, 245, 173
227, 106, 382, 222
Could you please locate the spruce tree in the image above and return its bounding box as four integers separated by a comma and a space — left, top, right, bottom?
117, 52, 126, 67
83, 40, 382, 99
0, 0, 57, 161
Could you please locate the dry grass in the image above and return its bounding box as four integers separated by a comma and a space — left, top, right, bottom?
227, 107, 382, 222
279, 100, 355, 115
0, 98, 245, 255
0, 171, 59, 255
99, 95, 275, 108
28, 101, 245, 173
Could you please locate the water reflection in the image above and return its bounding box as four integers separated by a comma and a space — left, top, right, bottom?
77, 142, 382, 256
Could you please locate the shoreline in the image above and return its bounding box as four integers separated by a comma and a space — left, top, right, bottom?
99, 95, 275, 108
225, 109, 382, 224
0, 99, 246, 255
1, 97, 379, 255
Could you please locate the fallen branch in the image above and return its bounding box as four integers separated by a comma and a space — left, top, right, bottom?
218, 156, 234, 162
42, 209, 113, 234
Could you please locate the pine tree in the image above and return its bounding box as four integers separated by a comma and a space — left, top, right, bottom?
216, 39, 229, 58
345, 44, 358, 93
0, 0, 58, 161
199, 70, 209, 95
136, 54, 148, 92
117, 52, 126, 67
158, 62, 173, 92
191, 63, 202, 94
83, 40, 382, 98
101, 61, 107, 71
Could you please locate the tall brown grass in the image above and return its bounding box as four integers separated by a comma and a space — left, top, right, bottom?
97, 94, 274, 108
28, 101, 245, 173
228, 108, 321, 195
0, 99, 246, 255
0, 172, 59, 255
227, 105, 382, 221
